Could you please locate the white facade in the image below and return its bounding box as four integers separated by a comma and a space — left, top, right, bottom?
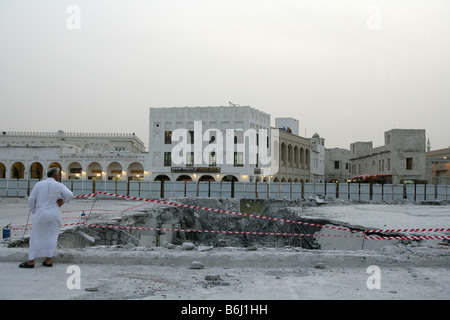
0, 131, 147, 181
309, 133, 326, 182
148, 106, 272, 182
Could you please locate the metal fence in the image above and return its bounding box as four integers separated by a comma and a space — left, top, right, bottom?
0, 179, 449, 202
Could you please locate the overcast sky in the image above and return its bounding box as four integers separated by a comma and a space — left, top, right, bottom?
0, 0, 449, 151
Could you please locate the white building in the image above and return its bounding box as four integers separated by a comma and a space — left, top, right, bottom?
275, 117, 299, 135
148, 106, 273, 182
0, 131, 147, 181
309, 133, 326, 182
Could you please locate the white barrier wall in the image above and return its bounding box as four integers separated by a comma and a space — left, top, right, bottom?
0, 179, 448, 202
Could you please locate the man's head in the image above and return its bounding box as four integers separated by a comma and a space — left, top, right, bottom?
47, 167, 61, 181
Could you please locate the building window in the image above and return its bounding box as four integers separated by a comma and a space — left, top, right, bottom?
334, 161, 339, 169
234, 152, 243, 167
186, 152, 194, 166
164, 152, 171, 166
164, 131, 172, 144
209, 152, 216, 167
406, 157, 413, 170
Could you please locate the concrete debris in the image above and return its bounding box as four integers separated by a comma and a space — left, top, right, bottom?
181, 242, 196, 250
197, 246, 213, 252
205, 274, 221, 281
190, 261, 204, 269
78, 231, 96, 243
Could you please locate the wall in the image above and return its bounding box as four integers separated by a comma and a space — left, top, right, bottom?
1, 179, 448, 202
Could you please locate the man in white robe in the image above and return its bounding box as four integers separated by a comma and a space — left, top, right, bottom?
19, 167, 73, 268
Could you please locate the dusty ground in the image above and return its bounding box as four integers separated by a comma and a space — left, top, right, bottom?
1, 197, 450, 305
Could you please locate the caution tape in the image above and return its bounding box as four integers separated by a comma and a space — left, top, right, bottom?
12, 192, 449, 241
92, 192, 450, 237
93, 191, 365, 234
12, 216, 450, 241
73, 193, 98, 198
364, 227, 450, 234
364, 235, 450, 240
77, 222, 450, 241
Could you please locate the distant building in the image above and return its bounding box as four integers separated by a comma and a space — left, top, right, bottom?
272, 118, 310, 183
325, 148, 352, 183
147, 106, 273, 183
275, 117, 299, 136
427, 146, 450, 185
0, 131, 147, 181
348, 129, 428, 184
310, 133, 325, 182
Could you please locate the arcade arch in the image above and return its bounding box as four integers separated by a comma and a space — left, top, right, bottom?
87, 162, 103, 180
127, 162, 144, 181
11, 162, 25, 179
29, 162, 44, 180
67, 162, 82, 179
107, 162, 123, 180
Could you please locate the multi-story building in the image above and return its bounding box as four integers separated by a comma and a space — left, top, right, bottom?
325, 148, 352, 183
147, 106, 274, 183
309, 133, 326, 182
348, 129, 428, 184
0, 131, 147, 181
427, 147, 450, 185
272, 118, 310, 183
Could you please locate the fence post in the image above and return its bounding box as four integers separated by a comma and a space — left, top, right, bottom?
336, 182, 339, 199
434, 183, 437, 200
290, 181, 292, 199
301, 180, 304, 199
358, 183, 361, 201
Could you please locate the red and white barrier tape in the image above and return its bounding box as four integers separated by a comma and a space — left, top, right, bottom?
93, 191, 365, 234
79, 222, 450, 241
73, 193, 98, 198
92, 192, 450, 237
365, 227, 450, 234
11, 219, 450, 241
12, 192, 447, 241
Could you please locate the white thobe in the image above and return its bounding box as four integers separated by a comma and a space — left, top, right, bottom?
27, 178, 73, 260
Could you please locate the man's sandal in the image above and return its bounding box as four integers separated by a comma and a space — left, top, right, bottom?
42, 261, 53, 267
19, 262, 34, 268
